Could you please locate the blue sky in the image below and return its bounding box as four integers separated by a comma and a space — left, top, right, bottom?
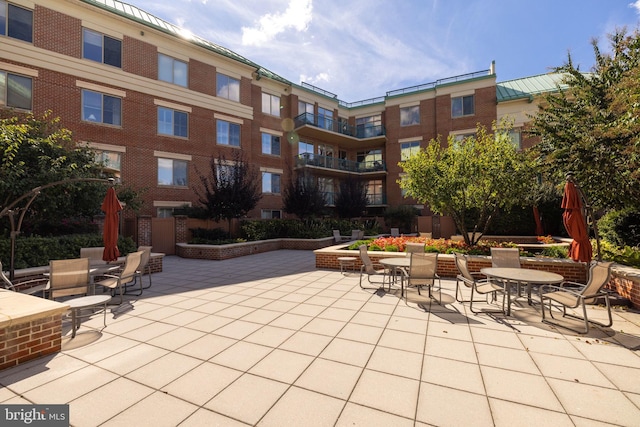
125, 0, 640, 102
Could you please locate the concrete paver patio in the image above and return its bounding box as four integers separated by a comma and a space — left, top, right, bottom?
1, 250, 640, 426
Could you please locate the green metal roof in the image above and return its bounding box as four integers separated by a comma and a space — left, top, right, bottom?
496, 73, 570, 102
81, 0, 291, 85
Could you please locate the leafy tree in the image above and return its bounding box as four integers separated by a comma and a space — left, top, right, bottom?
282, 171, 326, 219
0, 112, 107, 236
194, 151, 261, 236
528, 27, 640, 210
399, 121, 535, 245
335, 174, 368, 218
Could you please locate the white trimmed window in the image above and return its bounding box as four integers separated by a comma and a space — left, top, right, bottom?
262, 92, 280, 117
83, 28, 121, 68
452, 95, 474, 118
0, 1, 32, 42
158, 53, 187, 87
217, 120, 241, 146
0, 71, 32, 110
82, 89, 121, 125
262, 172, 281, 194
216, 73, 240, 101
400, 141, 420, 161
158, 107, 188, 137
400, 105, 420, 126
157, 158, 188, 186
261, 133, 281, 156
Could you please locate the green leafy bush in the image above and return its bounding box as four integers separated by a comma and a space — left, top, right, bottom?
600, 240, 640, 268
189, 227, 228, 241
0, 233, 136, 269
598, 208, 640, 248
383, 205, 418, 233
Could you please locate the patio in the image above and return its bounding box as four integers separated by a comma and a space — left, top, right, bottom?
1, 250, 639, 426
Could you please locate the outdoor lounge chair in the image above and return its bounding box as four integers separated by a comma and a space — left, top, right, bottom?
358, 244, 388, 291
134, 245, 153, 291
0, 261, 48, 297
454, 252, 505, 313
95, 250, 144, 304
48, 258, 92, 299
400, 252, 440, 303
540, 261, 614, 334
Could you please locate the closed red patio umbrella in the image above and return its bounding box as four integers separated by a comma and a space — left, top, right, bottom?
101, 186, 122, 262
562, 180, 592, 263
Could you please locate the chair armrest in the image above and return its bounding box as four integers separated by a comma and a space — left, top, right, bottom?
539, 284, 582, 298
559, 280, 586, 290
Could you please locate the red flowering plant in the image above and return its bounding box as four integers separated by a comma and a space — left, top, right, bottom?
354, 236, 519, 255
536, 235, 555, 244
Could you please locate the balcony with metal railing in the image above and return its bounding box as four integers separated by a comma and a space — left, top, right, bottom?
293, 153, 386, 174
293, 113, 385, 141
321, 191, 387, 206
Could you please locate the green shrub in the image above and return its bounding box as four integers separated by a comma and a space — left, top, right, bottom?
0, 233, 136, 269
600, 240, 640, 268
383, 205, 418, 233
384, 245, 399, 252
598, 208, 640, 248
190, 227, 228, 241
540, 246, 568, 258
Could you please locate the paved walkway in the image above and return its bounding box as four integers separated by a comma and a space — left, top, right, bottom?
1, 251, 640, 426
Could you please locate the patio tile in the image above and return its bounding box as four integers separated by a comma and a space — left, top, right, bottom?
475, 343, 540, 374
95, 343, 169, 375
301, 317, 346, 336
121, 320, 178, 342
180, 408, 250, 426
319, 338, 375, 367
481, 365, 564, 411
257, 386, 345, 427
529, 352, 615, 387
125, 352, 202, 389
288, 303, 327, 317
317, 306, 357, 322
213, 319, 264, 339
377, 329, 426, 353
190, 300, 232, 314
421, 355, 485, 395
244, 325, 296, 348
335, 402, 414, 427
146, 327, 206, 351
210, 341, 273, 371
593, 362, 640, 393
162, 361, 242, 406
366, 346, 423, 380
269, 313, 313, 330
518, 334, 587, 358
336, 323, 384, 344
215, 304, 258, 319
101, 390, 198, 427
350, 311, 391, 328
249, 349, 314, 383
204, 373, 289, 425
416, 383, 493, 426
279, 331, 333, 356
21, 365, 118, 404
295, 358, 362, 399
424, 336, 478, 364
69, 377, 154, 426
471, 326, 527, 349
425, 322, 472, 342
547, 377, 640, 425
183, 314, 233, 333
350, 369, 420, 419
0, 354, 89, 395
386, 315, 429, 334
175, 332, 237, 360
137, 305, 184, 321
570, 338, 640, 368
489, 398, 574, 427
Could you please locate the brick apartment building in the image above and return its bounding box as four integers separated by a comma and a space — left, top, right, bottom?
1, 0, 561, 232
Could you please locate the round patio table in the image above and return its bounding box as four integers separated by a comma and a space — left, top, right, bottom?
480, 267, 563, 315
66, 294, 111, 338
380, 257, 410, 295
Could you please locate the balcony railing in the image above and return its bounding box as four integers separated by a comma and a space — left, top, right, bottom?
293, 113, 385, 139
321, 191, 387, 206
294, 153, 386, 173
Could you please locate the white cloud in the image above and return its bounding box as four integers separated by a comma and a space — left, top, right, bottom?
242, 0, 313, 46
631, 1, 640, 14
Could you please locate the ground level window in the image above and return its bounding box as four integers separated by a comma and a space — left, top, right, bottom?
261, 210, 281, 219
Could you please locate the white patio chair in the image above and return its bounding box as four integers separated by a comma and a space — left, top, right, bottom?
400, 252, 440, 303
0, 261, 48, 297
358, 245, 388, 291
95, 251, 144, 304
540, 261, 614, 334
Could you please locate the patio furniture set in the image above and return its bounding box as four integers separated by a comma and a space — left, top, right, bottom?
357, 245, 614, 334
1, 246, 153, 338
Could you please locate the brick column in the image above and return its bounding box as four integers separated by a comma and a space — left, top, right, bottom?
137, 215, 152, 246
175, 215, 188, 244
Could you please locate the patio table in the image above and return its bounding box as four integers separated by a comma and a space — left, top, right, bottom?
380, 257, 410, 295
481, 267, 563, 315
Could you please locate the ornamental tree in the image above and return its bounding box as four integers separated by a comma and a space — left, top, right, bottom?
399, 121, 535, 245
282, 171, 327, 219
528, 27, 640, 210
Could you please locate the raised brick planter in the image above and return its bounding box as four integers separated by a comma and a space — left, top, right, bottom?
314, 245, 640, 309
0, 291, 68, 370
176, 237, 335, 260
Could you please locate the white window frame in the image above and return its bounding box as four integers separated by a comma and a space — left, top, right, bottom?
0, 1, 33, 43
216, 119, 241, 147
261, 132, 281, 156
400, 105, 420, 126
216, 72, 240, 102
261, 171, 281, 194
0, 70, 32, 110
82, 28, 122, 68
157, 157, 188, 187
81, 89, 122, 126
157, 107, 188, 137
262, 92, 280, 117
451, 94, 475, 118
158, 53, 187, 87
400, 141, 420, 161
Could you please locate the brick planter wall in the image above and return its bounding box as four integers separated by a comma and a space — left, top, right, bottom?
176, 237, 335, 260
314, 245, 640, 309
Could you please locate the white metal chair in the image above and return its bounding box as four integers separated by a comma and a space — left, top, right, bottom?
405, 242, 425, 253
95, 251, 144, 304
48, 258, 91, 300
490, 247, 521, 268
454, 252, 505, 313
358, 245, 388, 291
129, 245, 153, 294
540, 261, 614, 334
0, 261, 48, 297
